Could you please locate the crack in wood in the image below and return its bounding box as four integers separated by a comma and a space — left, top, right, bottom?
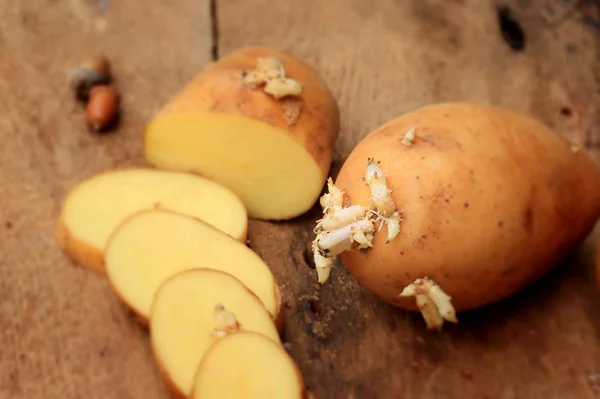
210, 0, 220, 60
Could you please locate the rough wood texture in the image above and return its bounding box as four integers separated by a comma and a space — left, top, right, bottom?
1, 0, 599, 398
0, 1, 211, 398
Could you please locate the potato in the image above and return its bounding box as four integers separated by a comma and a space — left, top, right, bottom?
150, 269, 281, 397
312, 102, 600, 330
104, 209, 282, 327
57, 168, 247, 273
144, 46, 340, 220
190, 332, 306, 399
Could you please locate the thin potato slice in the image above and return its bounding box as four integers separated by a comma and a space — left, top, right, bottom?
150, 269, 281, 398
56, 168, 247, 273
104, 209, 281, 325
191, 332, 305, 399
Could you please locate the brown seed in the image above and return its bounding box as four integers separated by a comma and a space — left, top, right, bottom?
82, 55, 111, 78
86, 85, 119, 132
67, 55, 112, 102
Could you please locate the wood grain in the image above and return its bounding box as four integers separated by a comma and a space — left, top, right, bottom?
218, 1, 600, 398
1, 0, 599, 398
219, 0, 600, 161
0, 1, 211, 398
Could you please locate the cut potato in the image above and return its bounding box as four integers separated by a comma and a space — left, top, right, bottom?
150, 269, 281, 398
104, 208, 281, 325
144, 46, 340, 220
191, 332, 305, 399
56, 168, 247, 273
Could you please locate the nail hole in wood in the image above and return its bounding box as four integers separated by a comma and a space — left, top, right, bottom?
309, 299, 323, 315
560, 106, 572, 117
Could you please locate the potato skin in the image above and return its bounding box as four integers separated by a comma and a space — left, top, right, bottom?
336, 102, 600, 312
149, 46, 340, 189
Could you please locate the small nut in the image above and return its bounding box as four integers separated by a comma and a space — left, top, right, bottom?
68, 55, 112, 102
82, 55, 111, 78
85, 85, 119, 133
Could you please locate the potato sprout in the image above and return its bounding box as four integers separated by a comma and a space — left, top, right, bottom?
400, 278, 458, 331
312, 158, 402, 283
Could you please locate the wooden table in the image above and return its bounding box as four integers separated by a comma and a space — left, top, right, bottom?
1, 1, 599, 398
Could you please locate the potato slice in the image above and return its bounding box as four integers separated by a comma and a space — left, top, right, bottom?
104, 208, 281, 326
144, 46, 340, 220
150, 269, 281, 397
191, 332, 305, 399
56, 168, 247, 273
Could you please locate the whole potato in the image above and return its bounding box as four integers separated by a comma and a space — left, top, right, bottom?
318, 103, 600, 327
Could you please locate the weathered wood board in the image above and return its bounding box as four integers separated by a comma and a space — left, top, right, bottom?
1, 0, 599, 398
0, 1, 211, 398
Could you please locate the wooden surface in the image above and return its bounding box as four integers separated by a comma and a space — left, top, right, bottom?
1, 0, 599, 398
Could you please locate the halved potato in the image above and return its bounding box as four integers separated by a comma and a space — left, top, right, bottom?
144, 46, 340, 220
56, 168, 247, 273
191, 332, 306, 399
150, 269, 281, 398
104, 208, 281, 326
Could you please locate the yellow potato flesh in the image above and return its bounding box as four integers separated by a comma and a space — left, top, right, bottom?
57, 168, 247, 273
191, 332, 304, 399
145, 112, 323, 220
104, 209, 279, 322
150, 269, 281, 397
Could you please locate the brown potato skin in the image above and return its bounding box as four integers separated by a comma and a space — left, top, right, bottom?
146, 46, 340, 198
337, 102, 600, 312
